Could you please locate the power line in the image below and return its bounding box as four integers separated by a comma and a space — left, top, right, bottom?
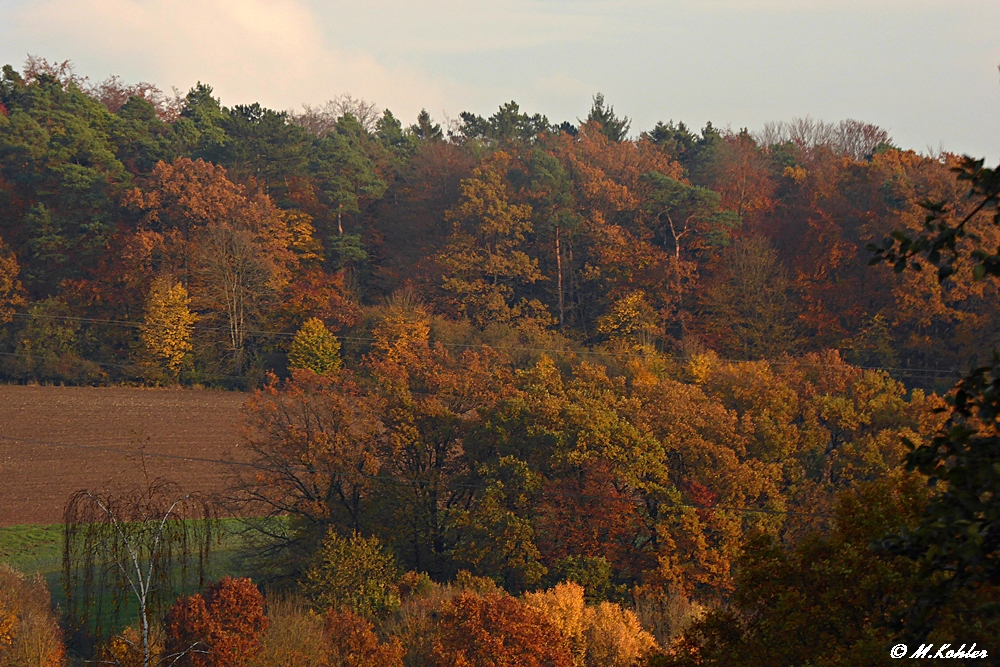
0, 351, 255, 383
10, 312, 297, 340
0, 434, 257, 469
0, 434, 830, 519
6, 312, 962, 378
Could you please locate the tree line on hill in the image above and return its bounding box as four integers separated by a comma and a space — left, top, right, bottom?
0, 55, 998, 665
0, 57, 997, 388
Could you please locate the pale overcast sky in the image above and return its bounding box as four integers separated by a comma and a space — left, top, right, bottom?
2, 0, 998, 158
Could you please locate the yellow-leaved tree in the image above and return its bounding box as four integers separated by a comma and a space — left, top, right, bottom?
596, 290, 659, 352
287, 317, 341, 375
522, 582, 588, 666
140, 277, 196, 381
522, 582, 658, 667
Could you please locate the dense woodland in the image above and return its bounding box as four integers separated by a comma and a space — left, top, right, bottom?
1, 56, 998, 666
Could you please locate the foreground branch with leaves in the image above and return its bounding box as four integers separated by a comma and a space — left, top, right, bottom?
870, 155, 1000, 639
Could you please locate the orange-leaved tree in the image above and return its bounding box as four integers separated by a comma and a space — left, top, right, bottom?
124, 157, 297, 370
164, 577, 268, 667
522, 581, 658, 667
364, 295, 512, 577
429, 591, 573, 667
0, 237, 25, 325
237, 369, 381, 563
276, 268, 360, 332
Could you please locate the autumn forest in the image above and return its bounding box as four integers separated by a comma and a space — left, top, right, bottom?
0, 55, 998, 666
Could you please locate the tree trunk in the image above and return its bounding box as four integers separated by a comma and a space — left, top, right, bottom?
555, 226, 564, 332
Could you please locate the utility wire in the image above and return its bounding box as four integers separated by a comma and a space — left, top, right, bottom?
0, 351, 254, 383
0, 347, 951, 413
6, 312, 962, 378
0, 434, 830, 519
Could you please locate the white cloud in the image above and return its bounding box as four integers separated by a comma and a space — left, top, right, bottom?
4, 0, 456, 119
1, 0, 996, 159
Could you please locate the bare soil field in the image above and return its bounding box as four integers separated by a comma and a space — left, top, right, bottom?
0, 385, 248, 526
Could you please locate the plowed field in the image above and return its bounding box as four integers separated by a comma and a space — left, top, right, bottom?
0, 385, 247, 526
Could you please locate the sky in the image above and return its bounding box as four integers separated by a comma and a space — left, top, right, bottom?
1, 0, 998, 159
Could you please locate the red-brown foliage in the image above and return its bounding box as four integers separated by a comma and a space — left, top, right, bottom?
429, 591, 573, 667
278, 268, 361, 331
165, 577, 268, 667
323, 608, 404, 667
535, 459, 651, 579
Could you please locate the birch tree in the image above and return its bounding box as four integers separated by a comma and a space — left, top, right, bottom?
63, 479, 216, 666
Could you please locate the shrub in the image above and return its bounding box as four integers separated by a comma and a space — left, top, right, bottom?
102, 626, 148, 667
396, 571, 435, 600
323, 608, 404, 667
9, 298, 103, 384
453, 569, 501, 596
250, 596, 327, 667
633, 588, 704, 648
249, 596, 405, 667
429, 591, 574, 667
379, 574, 454, 667
301, 531, 400, 617
0, 565, 65, 667
165, 577, 269, 667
